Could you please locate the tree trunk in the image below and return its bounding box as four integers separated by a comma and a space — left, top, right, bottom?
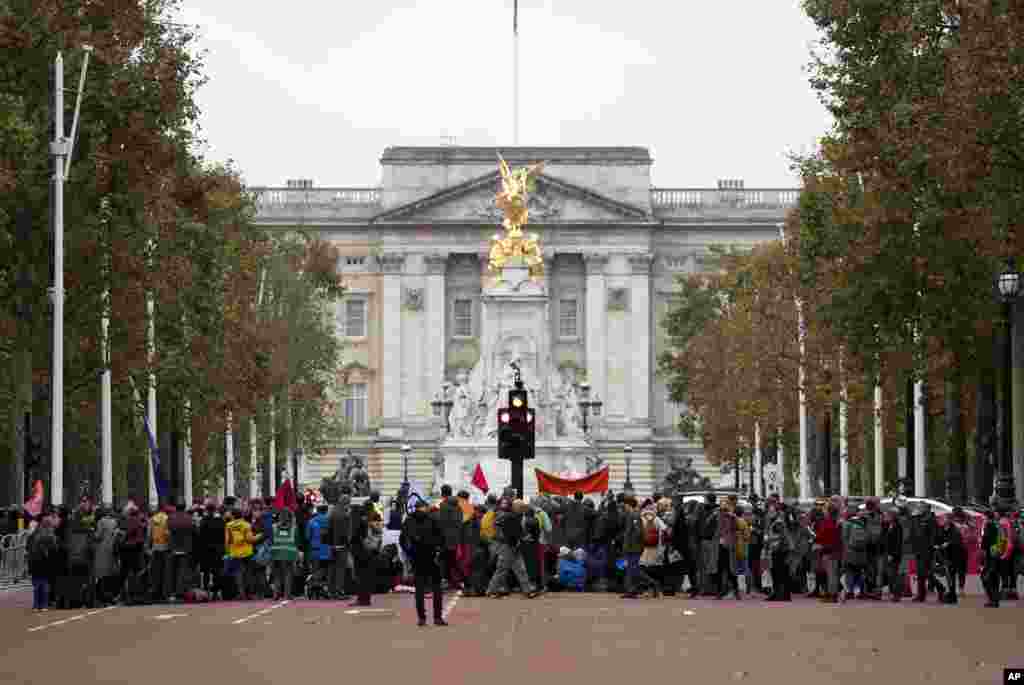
812, 412, 827, 497
972, 359, 996, 504
944, 366, 967, 505
12, 341, 31, 508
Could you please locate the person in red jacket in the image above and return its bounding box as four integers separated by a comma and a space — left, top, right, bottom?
814, 503, 841, 603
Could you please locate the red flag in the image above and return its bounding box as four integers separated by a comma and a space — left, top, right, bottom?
274, 478, 298, 512
534, 467, 609, 496
24, 480, 44, 517
471, 464, 490, 493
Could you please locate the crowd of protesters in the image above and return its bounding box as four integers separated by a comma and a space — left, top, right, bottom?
16, 484, 1024, 615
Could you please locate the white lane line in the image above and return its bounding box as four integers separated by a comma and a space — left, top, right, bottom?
27, 605, 117, 633
442, 590, 462, 620
232, 600, 290, 625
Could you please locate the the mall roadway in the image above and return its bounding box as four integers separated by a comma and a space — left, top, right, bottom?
0, 586, 1020, 685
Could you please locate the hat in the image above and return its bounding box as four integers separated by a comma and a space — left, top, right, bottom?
558, 546, 572, 558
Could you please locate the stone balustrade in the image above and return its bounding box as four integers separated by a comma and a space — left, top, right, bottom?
650, 188, 800, 211
248, 186, 801, 222
252, 187, 382, 207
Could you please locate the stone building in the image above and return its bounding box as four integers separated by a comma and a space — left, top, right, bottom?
252, 146, 797, 498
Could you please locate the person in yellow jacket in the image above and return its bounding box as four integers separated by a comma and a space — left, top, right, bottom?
224, 509, 262, 601
736, 506, 752, 594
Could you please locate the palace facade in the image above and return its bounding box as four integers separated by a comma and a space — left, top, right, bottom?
251, 146, 798, 497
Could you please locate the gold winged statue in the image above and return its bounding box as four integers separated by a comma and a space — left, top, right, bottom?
488, 154, 545, 281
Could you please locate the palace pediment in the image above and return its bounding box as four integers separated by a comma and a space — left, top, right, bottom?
371, 170, 652, 225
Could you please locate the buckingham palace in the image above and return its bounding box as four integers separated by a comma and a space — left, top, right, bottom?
251, 146, 798, 498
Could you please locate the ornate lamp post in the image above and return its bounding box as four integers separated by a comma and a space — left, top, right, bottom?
431, 382, 454, 434
576, 381, 603, 434
996, 258, 1020, 510
397, 443, 412, 514
624, 444, 634, 493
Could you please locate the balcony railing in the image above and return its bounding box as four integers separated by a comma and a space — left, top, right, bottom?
250, 187, 382, 208
651, 188, 799, 211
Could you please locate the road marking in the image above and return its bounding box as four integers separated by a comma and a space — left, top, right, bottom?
152, 613, 189, 621
27, 605, 116, 633
344, 608, 396, 616
232, 600, 290, 625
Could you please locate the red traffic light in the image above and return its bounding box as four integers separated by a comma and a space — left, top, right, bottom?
500, 411, 510, 424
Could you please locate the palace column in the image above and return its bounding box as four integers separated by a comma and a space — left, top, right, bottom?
424, 253, 448, 404
584, 253, 609, 407
379, 253, 406, 438
628, 254, 654, 435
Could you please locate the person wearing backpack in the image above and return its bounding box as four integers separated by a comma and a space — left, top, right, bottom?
485, 499, 538, 599
996, 508, 1018, 600
28, 512, 59, 612
861, 497, 885, 600
224, 508, 262, 601
763, 505, 792, 601
980, 509, 1003, 607
637, 504, 666, 598
148, 503, 171, 603
840, 514, 869, 602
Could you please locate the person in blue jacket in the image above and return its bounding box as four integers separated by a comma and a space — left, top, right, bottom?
558, 546, 586, 592
306, 504, 333, 586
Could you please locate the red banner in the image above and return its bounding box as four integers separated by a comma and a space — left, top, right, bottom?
534, 467, 609, 496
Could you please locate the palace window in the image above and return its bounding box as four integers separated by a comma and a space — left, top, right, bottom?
339, 299, 367, 337
453, 298, 473, 338
343, 383, 368, 433
559, 297, 579, 339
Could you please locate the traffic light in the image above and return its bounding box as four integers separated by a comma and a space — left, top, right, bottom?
497, 391, 536, 461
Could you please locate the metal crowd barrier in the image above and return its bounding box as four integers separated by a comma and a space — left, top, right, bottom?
0, 531, 29, 585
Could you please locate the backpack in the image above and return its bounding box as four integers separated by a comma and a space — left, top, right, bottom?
701, 509, 719, 540
847, 522, 869, 554
992, 524, 1010, 558
499, 513, 523, 545
643, 520, 660, 547
151, 515, 170, 547
228, 523, 247, 549
865, 514, 882, 547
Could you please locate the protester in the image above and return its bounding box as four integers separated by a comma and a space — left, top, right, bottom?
27, 512, 58, 612
400, 498, 447, 626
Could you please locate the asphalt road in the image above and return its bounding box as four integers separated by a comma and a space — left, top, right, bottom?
0, 588, 1020, 685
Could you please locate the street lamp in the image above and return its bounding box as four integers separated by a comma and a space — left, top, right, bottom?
996, 258, 1020, 510
431, 382, 454, 434
398, 444, 412, 515
576, 381, 603, 434
624, 444, 634, 493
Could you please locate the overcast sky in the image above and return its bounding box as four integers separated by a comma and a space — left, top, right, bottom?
174, 0, 832, 189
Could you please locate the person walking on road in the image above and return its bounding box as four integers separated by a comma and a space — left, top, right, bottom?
401, 498, 448, 626
351, 506, 384, 607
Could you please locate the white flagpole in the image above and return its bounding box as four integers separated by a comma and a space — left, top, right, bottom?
101, 292, 112, 507
780, 222, 809, 501
50, 53, 66, 507
147, 295, 158, 509
513, 0, 519, 145
754, 422, 763, 496
225, 412, 234, 499
777, 426, 786, 497
874, 385, 884, 496
269, 397, 277, 493
250, 418, 259, 499
184, 399, 192, 505
840, 384, 849, 497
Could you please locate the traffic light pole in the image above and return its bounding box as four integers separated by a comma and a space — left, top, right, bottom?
498, 362, 534, 498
